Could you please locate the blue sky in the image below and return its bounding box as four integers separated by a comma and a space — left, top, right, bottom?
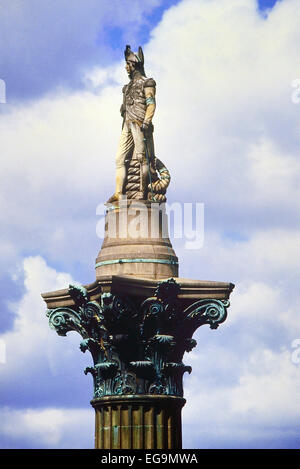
1, 0, 300, 449
0, 0, 277, 102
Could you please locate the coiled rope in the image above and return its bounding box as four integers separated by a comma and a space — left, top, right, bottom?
125, 156, 170, 202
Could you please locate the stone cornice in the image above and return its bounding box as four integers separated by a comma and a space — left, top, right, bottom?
41, 275, 234, 309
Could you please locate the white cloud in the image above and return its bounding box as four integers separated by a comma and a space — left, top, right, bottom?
0, 86, 120, 198
229, 349, 300, 420
0, 256, 93, 395
183, 347, 300, 448
1, 256, 72, 374
0, 407, 93, 448
0, 256, 96, 448
142, 0, 300, 223
178, 227, 300, 286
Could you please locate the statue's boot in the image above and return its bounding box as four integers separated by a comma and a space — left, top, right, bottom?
106, 193, 121, 203
106, 169, 125, 204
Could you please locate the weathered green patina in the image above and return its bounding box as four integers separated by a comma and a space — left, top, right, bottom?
46, 278, 229, 399
95, 258, 179, 268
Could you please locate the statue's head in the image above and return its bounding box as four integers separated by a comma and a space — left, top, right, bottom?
124, 45, 145, 77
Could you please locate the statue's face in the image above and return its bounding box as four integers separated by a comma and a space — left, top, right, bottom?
125, 60, 135, 77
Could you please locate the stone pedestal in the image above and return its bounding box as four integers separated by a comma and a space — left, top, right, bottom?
42, 201, 234, 449
96, 200, 178, 280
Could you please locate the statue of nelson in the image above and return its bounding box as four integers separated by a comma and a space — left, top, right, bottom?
107, 45, 156, 203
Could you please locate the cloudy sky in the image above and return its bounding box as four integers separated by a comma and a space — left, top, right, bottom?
1, 0, 300, 449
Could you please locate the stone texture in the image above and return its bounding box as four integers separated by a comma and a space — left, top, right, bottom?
96, 201, 178, 279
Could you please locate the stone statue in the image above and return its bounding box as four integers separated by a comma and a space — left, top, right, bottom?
107, 45, 170, 204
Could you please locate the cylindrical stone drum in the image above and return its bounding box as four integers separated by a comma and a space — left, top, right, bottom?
95, 201, 178, 279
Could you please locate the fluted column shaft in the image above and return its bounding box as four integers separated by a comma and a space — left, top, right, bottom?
91, 395, 185, 449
